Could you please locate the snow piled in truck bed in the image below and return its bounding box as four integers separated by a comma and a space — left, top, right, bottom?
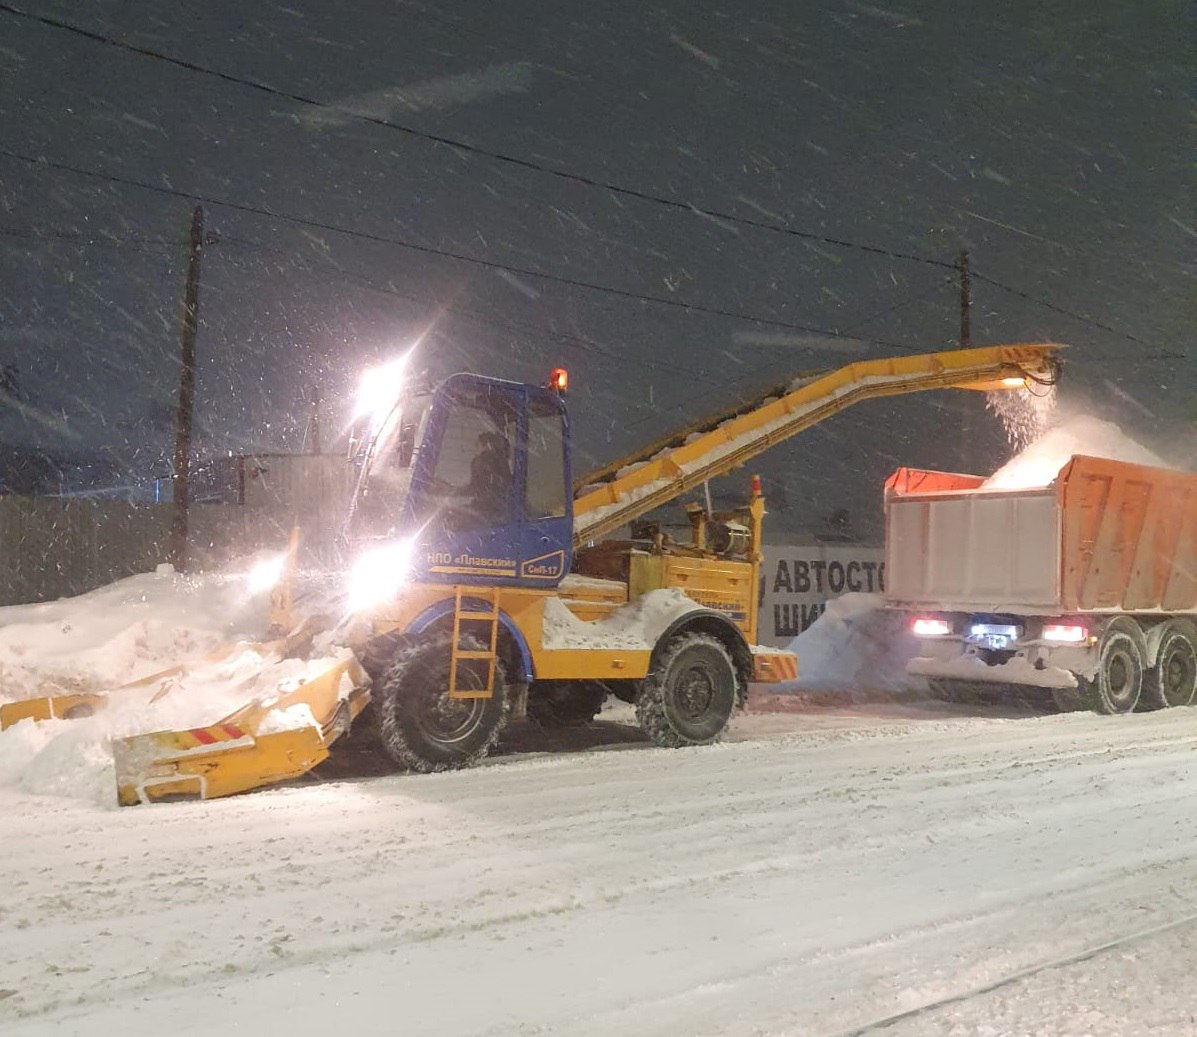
984, 415, 1166, 489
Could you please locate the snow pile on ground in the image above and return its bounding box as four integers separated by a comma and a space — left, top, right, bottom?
984, 415, 1166, 489
0, 560, 349, 805
777, 592, 924, 694
0, 643, 355, 805
0, 563, 273, 703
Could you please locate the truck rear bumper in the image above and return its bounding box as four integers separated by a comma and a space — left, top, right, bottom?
908, 638, 1096, 691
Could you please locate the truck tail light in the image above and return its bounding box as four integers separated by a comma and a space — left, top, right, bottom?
912, 617, 952, 637
1043, 623, 1088, 643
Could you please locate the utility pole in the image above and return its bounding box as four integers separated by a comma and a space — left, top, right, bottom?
958, 249, 971, 347
309, 385, 322, 455
957, 248, 973, 474
170, 205, 203, 572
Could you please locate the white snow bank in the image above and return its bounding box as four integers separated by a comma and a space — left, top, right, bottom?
776, 593, 924, 694
0, 642, 355, 805
0, 562, 352, 805
0, 563, 273, 704
542, 588, 701, 651
984, 415, 1166, 490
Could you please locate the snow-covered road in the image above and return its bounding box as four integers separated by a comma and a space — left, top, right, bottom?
4, 701, 1197, 1036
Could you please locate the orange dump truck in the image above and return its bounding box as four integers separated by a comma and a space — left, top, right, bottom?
884, 455, 1197, 713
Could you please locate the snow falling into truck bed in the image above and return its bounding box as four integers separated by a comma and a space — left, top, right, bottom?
984, 414, 1167, 489
985, 384, 1057, 451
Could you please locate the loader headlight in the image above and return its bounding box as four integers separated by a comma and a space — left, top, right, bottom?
347, 539, 415, 613
354, 348, 415, 433
246, 553, 287, 594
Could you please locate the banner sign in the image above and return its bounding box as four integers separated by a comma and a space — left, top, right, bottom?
759, 544, 885, 647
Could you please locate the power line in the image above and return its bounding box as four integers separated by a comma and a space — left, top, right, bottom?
0, 146, 920, 350
0, 226, 179, 250
838, 274, 958, 335
217, 233, 738, 388
971, 269, 1155, 347
0, 1, 957, 273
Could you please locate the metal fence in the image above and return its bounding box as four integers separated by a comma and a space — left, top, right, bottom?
0, 499, 329, 606
0, 455, 357, 606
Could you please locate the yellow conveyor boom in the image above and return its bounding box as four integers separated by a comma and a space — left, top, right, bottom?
572, 343, 1062, 547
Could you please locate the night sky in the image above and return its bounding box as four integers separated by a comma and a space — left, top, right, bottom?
0, 1, 1191, 535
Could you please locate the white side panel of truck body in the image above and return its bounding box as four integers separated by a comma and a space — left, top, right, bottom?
885, 489, 1061, 612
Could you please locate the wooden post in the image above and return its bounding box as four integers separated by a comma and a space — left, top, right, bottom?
170, 205, 203, 572
309, 385, 322, 455
958, 249, 971, 348
958, 249, 973, 474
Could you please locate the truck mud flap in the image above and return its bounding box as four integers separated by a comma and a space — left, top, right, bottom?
113, 657, 371, 806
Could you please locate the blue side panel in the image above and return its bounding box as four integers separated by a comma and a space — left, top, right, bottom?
406, 598, 535, 682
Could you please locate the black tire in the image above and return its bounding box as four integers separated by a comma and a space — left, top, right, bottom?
527, 681, 607, 728
1051, 685, 1088, 712
636, 632, 737, 748
1144, 620, 1197, 709
376, 632, 510, 772
1093, 618, 1146, 715
928, 678, 965, 703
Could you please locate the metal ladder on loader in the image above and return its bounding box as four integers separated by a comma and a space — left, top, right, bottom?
449, 586, 501, 699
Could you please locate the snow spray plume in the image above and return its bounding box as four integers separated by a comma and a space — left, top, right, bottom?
986, 385, 1057, 452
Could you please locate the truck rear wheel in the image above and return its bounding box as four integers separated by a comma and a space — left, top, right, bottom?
1144, 620, 1197, 709
376, 633, 510, 772
1093, 618, 1146, 715
527, 681, 607, 727
636, 632, 737, 748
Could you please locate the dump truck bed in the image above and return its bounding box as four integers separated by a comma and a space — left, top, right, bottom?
884, 455, 1197, 616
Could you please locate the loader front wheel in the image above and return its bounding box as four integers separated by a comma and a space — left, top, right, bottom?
636, 632, 737, 748
377, 633, 510, 772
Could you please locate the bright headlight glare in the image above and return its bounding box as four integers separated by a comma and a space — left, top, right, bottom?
246, 553, 287, 594
354, 353, 411, 432
1043, 623, 1088, 643
348, 540, 414, 612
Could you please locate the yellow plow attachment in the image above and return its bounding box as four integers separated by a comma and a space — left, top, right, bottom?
0, 691, 110, 727
0, 616, 327, 734
1, 661, 204, 732
113, 656, 371, 806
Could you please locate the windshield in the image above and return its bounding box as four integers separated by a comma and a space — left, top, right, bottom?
347, 393, 432, 542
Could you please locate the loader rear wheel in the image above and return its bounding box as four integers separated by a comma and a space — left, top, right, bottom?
636, 632, 737, 748
1144, 620, 1197, 709
527, 681, 607, 728
1093, 618, 1146, 715
377, 633, 510, 772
